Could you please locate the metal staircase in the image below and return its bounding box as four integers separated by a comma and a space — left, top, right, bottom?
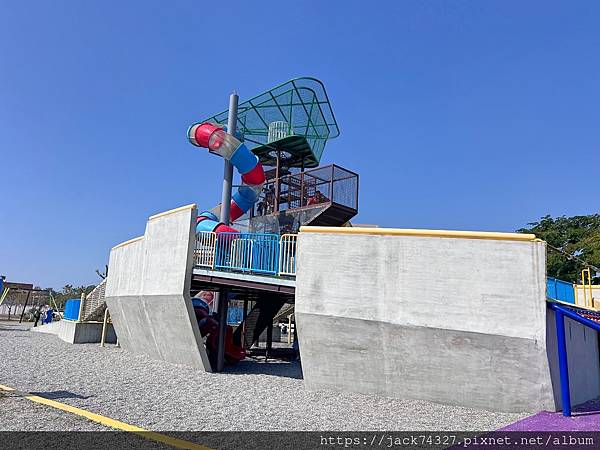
233, 297, 288, 349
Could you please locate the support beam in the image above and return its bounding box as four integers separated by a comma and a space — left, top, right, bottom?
242, 299, 248, 349
18, 290, 31, 323
274, 150, 281, 212
219, 92, 239, 225
555, 308, 572, 417
216, 288, 229, 372
266, 320, 273, 361
100, 308, 110, 347
214, 91, 238, 372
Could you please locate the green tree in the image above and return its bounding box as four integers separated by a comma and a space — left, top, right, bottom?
517, 214, 600, 283
47, 284, 96, 309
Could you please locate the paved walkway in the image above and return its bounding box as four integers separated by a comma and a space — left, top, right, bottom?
501, 399, 600, 431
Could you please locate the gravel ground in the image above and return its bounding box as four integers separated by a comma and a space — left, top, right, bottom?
0, 320, 528, 431
0, 391, 109, 431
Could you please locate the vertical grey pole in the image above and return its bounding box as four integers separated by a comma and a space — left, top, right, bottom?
215, 91, 239, 372
219, 92, 239, 225
216, 287, 229, 372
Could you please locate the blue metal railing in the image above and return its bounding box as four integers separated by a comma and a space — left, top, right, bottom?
214, 232, 280, 275
547, 277, 575, 304
549, 302, 600, 416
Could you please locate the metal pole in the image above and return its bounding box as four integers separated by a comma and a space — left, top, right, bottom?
214, 91, 238, 373
18, 290, 31, 323
219, 92, 239, 225
77, 292, 85, 322
300, 161, 305, 207
266, 317, 273, 362
274, 151, 281, 212
100, 308, 109, 347
555, 309, 571, 416
0, 287, 10, 307
242, 299, 248, 349
216, 288, 229, 372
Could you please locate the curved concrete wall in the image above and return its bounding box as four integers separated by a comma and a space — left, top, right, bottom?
105, 204, 211, 371
295, 228, 600, 412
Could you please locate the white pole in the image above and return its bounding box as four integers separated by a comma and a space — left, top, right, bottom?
100, 308, 109, 347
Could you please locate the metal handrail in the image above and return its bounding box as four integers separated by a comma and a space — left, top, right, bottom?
194, 232, 298, 277
581, 268, 594, 309
215, 232, 280, 275
279, 234, 298, 276
550, 302, 600, 417
195, 232, 217, 268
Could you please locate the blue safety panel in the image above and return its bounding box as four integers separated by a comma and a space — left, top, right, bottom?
63, 299, 81, 320
547, 277, 575, 304
214, 232, 279, 275
251, 240, 279, 274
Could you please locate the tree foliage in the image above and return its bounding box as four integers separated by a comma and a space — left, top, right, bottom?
517, 214, 600, 283
45, 284, 97, 309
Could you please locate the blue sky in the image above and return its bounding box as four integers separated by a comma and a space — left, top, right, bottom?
1, 1, 599, 288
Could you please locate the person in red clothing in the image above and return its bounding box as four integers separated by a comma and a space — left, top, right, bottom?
307, 190, 328, 206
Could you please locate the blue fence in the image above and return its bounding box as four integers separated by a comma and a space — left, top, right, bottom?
547, 277, 575, 304
214, 232, 280, 275
63, 298, 81, 320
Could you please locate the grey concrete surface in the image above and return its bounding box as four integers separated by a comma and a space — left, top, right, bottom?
105, 205, 211, 371
295, 230, 600, 413
32, 320, 116, 344
0, 325, 528, 431
574, 285, 600, 308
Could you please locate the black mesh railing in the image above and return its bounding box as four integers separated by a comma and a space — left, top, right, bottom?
250, 164, 358, 217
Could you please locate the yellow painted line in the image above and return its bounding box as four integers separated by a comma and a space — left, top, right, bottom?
149, 203, 196, 221
112, 235, 144, 250
0, 384, 211, 450
299, 226, 537, 242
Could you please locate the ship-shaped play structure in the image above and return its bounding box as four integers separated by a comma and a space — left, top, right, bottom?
89, 77, 600, 416
186, 78, 359, 363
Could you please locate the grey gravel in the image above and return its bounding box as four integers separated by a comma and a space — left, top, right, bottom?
0, 320, 528, 431
0, 391, 109, 431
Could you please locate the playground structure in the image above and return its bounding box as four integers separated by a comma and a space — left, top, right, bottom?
104, 78, 358, 371
89, 77, 600, 414
31, 280, 117, 345
0, 281, 53, 322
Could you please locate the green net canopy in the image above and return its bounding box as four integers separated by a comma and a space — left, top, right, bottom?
200, 77, 340, 168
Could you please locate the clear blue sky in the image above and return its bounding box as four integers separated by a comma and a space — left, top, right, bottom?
1, 1, 598, 289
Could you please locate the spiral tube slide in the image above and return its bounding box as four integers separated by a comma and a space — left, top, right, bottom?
188, 122, 265, 233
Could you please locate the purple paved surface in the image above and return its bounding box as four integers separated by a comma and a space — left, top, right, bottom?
501, 398, 600, 431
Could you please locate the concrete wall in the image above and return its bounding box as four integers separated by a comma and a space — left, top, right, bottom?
575, 285, 600, 309
295, 228, 600, 413
32, 320, 117, 344
105, 204, 211, 371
